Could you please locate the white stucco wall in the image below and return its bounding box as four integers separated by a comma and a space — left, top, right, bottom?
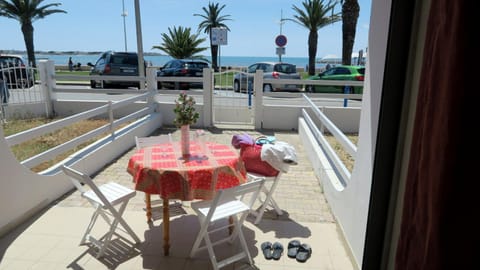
0, 112, 162, 236
0, 126, 72, 236
305, 0, 391, 267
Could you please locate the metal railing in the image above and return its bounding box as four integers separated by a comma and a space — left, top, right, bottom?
4, 91, 155, 170
301, 93, 358, 188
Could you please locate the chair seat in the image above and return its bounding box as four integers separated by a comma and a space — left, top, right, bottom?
192, 199, 250, 222
247, 172, 277, 181
83, 182, 137, 207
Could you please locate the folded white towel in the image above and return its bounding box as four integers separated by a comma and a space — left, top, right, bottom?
261, 141, 298, 173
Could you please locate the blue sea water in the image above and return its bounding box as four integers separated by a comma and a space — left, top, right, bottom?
33, 53, 318, 69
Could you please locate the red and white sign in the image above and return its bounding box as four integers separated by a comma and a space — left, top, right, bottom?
275, 35, 287, 47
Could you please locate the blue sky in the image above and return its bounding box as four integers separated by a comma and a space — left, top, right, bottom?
0, 0, 371, 58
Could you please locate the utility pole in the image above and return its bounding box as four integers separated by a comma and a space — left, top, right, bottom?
134, 0, 145, 89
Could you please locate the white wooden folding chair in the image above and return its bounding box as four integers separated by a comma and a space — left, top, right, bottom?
247, 172, 284, 224
61, 165, 141, 258
135, 134, 176, 212
189, 178, 266, 270
134, 134, 172, 149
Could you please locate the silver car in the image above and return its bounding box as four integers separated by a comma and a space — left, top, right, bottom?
233, 62, 301, 92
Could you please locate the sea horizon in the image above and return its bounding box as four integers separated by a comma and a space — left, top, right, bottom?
40, 54, 315, 69
1, 50, 327, 69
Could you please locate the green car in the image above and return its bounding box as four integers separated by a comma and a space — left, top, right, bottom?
306, 65, 365, 94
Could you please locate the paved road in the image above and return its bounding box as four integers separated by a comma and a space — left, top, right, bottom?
6, 83, 361, 108
55, 85, 362, 108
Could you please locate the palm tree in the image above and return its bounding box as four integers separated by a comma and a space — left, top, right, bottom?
0, 0, 66, 67
194, 2, 231, 72
152, 26, 208, 59
341, 0, 360, 65
290, 0, 341, 75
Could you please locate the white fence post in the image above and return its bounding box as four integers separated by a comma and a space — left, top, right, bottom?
146, 66, 157, 108
108, 101, 114, 136
146, 66, 156, 92
38, 60, 56, 117
254, 70, 263, 129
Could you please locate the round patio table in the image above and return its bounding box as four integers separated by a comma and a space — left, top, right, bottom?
127, 141, 246, 255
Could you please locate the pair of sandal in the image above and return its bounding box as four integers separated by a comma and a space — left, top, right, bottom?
287, 240, 312, 263
260, 241, 283, 260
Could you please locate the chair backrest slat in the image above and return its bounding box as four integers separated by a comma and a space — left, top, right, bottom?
61, 165, 111, 209
62, 165, 92, 194
204, 179, 265, 221
135, 134, 172, 149
237, 179, 265, 210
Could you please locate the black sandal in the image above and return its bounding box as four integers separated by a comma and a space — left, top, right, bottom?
287, 240, 301, 258
272, 242, 284, 260
261, 241, 273, 260
296, 243, 312, 263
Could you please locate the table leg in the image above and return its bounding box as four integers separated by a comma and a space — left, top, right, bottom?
145, 193, 152, 222
163, 198, 170, 256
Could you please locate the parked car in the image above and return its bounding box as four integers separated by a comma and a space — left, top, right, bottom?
157, 59, 209, 90
305, 65, 365, 94
233, 62, 301, 92
89, 51, 144, 89
0, 54, 34, 89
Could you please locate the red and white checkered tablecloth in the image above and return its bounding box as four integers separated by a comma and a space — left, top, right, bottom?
127, 141, 246, 201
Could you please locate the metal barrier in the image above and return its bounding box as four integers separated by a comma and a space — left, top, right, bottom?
0, 64, 45, 121
301, 93, 358, 188
213, 69, 254, 125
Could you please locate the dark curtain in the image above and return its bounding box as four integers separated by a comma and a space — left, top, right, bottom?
395, 1, 477, 269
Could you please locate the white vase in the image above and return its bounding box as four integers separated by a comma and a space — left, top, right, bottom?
181, 125, 190, 157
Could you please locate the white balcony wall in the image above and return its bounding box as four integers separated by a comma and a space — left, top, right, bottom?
0, 112, 161, 236
298, 0, 391, 267
0, 127, 71, 236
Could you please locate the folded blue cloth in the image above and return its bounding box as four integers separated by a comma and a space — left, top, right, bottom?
256, 136, 276, 145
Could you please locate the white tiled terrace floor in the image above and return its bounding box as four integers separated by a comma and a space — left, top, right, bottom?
0, 127, 357, 270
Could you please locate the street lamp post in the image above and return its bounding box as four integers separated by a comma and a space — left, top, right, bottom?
121, 0, 128, 52
134, 0, 145, 89
279, 9, 285, 35
277, 9, 287, 62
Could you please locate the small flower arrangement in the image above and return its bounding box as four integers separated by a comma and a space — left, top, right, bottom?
173, 91, 199, 127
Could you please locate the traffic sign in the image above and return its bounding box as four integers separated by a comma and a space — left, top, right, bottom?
275, 35, 287, 47
211, 27, 228, 45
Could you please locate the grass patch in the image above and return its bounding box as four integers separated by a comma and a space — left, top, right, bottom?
3, 117, 111, 173
2, 117, 358, 174
324, 133, 358, 172
55, 70, 90, 76
214, 71, 235, 87
34, 70, 91, 81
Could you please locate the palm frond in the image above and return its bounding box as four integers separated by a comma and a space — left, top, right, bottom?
152, 26, 208, 59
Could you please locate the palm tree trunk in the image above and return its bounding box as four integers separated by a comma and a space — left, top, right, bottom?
211, 44, 219, 72
308, 30, 318, 76
21, 23, 36, 67
342, 0, 360, 65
